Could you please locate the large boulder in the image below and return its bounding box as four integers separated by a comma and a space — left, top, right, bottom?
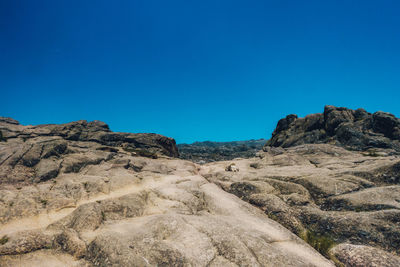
372, 111, 400, 140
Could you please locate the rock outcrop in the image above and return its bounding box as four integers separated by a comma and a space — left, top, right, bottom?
0, 117, 178, 187
265, 106, 400, 153
0, 117, 333, 266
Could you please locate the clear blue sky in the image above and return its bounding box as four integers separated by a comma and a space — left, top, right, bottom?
1, 0, 399, 143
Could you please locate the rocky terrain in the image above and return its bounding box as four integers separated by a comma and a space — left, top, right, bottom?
0, 118, 332, 266
177, 139, 266, 164
1, 106, 400, 267
202, 106, 400, 266
203, 144, 400, 266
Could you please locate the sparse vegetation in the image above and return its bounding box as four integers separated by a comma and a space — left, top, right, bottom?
0, 235, 9, 245
40, 199, 48, 207
96, 146, 119, 153
249, 162, 260, 169
362, 149, 380, 157
83, 182, 90, 193
123, 146, 158, 159
300, 229, 336, 258
266, 212, 279, 222
0, 131, 7, 142
354, 206, 362, 212
368, 151, 379, 157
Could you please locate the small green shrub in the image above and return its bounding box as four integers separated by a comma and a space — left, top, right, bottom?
0, 235, 9, 245
300, 229, 336, 257
266, 212, 279, 222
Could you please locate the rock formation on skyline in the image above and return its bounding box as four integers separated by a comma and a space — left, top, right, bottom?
265, 105, 400, 153
0, 118, 178, 187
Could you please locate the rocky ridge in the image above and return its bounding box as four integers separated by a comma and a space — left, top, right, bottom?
0, 118, 178, 187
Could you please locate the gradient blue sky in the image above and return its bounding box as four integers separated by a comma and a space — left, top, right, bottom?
1, 0, 400, 143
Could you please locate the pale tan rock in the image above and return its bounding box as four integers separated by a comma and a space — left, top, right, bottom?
225, 163, 239, 172
0, 250, 90, 267
4, 116, 400, 266
0, 229, 52, 255
202, 144, 400, 259
0, 154, 334, 266
330, 243, 400, 267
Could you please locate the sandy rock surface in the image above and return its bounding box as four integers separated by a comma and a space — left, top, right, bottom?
202, 143, 400, 265
0, 118, 334, 266
2, 112, 400, 266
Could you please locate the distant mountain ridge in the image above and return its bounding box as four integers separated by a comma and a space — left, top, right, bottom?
177, 139, 266, 163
